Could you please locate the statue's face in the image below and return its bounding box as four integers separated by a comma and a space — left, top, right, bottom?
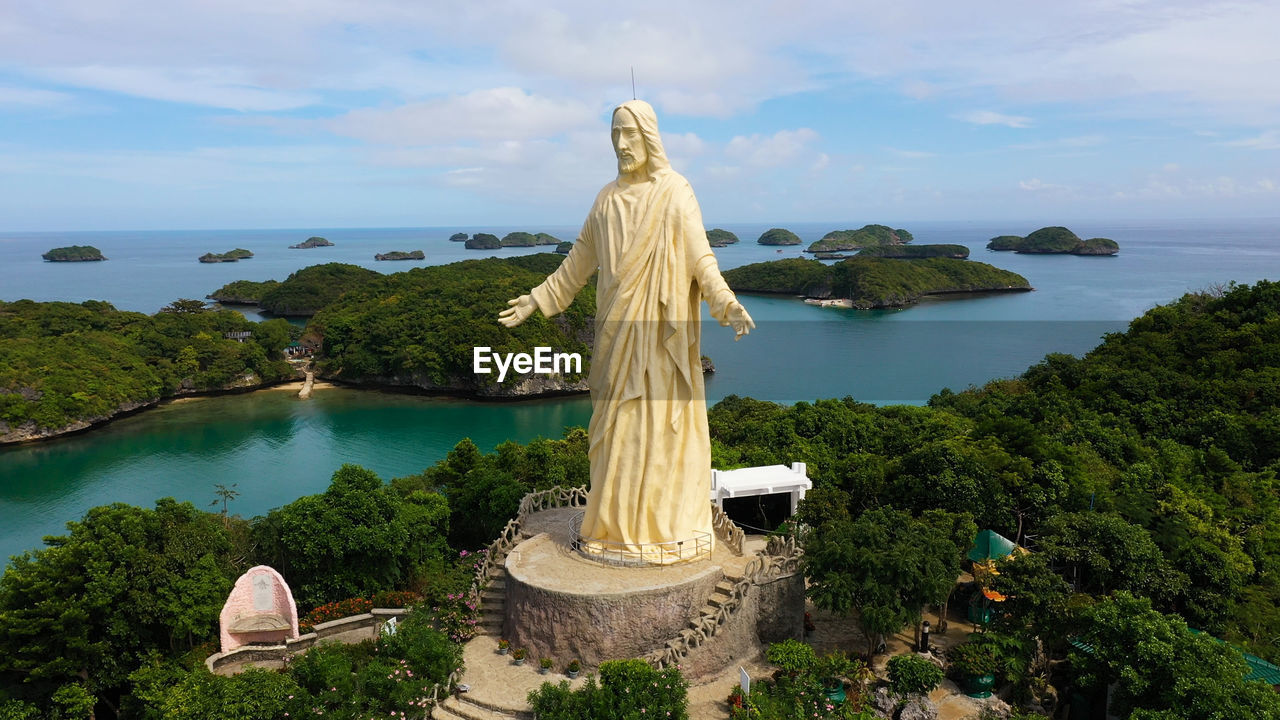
611, 110, 647, 175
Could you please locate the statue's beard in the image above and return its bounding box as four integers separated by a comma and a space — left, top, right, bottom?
617, 155, 644, 174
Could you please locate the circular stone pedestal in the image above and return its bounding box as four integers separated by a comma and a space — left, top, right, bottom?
504, 521, 729, 668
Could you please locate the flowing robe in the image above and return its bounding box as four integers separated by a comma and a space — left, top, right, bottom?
529, 169, 738, 558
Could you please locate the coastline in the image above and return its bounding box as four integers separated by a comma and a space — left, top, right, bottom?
0, 377, 306, 446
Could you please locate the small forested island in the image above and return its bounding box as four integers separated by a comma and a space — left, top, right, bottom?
448, 232, 469, 242
757, 227, 802, 245
41, 245, 105, 262
706, 228, 739, 247
465, 233, 501, 250
198, 248, 253, 263
805, 224, 913, 253
987, 226, 1120, 255
311, 254, 592, 397
290, 236, 334, 249
857, 243, 969, 259
500, 231, 536, 247
723, 256, 1030, 308
374, 250, 425, 261
206, 279, 280, 304
499, 231, 561, 247
554, 241, 574, 254
0, 299, 297, 443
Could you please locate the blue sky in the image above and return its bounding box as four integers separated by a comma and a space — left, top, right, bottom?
1, 0, 1278, 231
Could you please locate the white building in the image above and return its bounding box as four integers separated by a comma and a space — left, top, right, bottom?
710, 462, 812, 517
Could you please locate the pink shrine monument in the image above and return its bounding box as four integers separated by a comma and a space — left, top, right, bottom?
218, 565, 300, 653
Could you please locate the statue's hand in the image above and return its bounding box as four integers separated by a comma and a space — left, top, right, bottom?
725, 301, 755, 341
499, 295, 536, 328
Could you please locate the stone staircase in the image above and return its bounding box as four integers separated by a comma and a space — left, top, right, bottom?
478, 566, 508, 636
431, 692, 532, 720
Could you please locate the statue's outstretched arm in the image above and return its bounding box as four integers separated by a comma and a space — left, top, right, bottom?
498, 235, 598, 327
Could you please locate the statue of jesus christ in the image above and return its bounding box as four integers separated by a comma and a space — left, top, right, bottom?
499, 99, 754, 561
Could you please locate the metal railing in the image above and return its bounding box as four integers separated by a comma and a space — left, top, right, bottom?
568, 512, 713, 566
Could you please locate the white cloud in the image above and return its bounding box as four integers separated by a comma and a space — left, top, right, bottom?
725, 128, 819, 168
0, 86, 74, 108
954, 110, 1033, 128
328, 88, 596, 145
40, 65, 317, 111
1019, 178, 1068, 192
1223, 131, 1280, 150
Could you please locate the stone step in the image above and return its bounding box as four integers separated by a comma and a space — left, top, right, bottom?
480, 589, 505, 603
446, 695, 530, 720
486, 578, 507, 591
431, 702, 466, 720
714, 580, 737, 594
707, 591, 734, 608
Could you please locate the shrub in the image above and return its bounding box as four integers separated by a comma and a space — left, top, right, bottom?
948, 641, 1000, 677
528, 659, 688, 720
887, 654, 943, 696
375, 610, 462, 686
766, 638, 817, 675
371, 590, 421, 608
299, 596, 373, 633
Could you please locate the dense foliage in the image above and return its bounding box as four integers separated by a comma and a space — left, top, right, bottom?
707, 228, 739, 246
394, 429, 589, 548
0, 300, 294, 436
708, 280, 1280, 716
0, 499, 238, 714
206, 279, 279, 303
723, 257, 1030, 308
555, 241, 574, 254
258, 263, 380, 316
528, 659, 688, 720
986, 227, 1119, 255
804, 507, 974, 654
311, 255, 592, 393
0, 462, 460, 716
807, 225, 912, 253
534, 232, 561, 245
448, 232, 468, 242
856, 244, 968, 259
252, 464, 450, 609
757, 228, 802, 245
732, 641, 874, 720
42, 245, 105, 261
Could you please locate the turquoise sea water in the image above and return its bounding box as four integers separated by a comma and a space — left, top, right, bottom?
2, 218, 1279, 563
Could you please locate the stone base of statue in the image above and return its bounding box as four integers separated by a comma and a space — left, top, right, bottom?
502, 506, 805, 679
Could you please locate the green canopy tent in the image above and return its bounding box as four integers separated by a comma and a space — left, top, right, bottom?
966, 529, 1019, 625
967, 529, 1017, 563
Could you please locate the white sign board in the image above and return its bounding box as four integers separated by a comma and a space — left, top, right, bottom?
739, 666, 750, 695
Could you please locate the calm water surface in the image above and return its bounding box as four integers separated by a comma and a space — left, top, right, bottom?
2, 218, 1279, 563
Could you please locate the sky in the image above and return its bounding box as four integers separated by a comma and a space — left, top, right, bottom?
0, 0, 1278, 231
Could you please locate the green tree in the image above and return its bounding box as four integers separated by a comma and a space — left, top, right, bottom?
252, 464, 449, 609
803, 507, 975, 655
0, 500, 235, 715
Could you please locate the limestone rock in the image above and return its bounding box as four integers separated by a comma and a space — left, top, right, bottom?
895, 695, 938, 720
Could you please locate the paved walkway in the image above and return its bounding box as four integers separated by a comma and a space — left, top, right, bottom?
457, 633, 588, 714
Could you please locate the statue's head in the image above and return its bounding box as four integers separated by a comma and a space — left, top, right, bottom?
611, 100, 671, 178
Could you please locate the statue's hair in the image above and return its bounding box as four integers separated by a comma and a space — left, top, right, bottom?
613, 100, 671, 176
